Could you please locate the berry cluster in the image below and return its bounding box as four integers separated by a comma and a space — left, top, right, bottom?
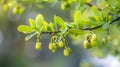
2, 1, 24, 14
48, 35, 71, 56
83, 32, 97, 49
61, 0, 72, 10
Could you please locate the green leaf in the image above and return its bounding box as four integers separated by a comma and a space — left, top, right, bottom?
48, 22, 54, 31
102, 6, 109, 16
42, 21, 48, 31
25, 32, 37, 41
17, 25, 34, 34
85, 0, 91, 3
107, 0, 116, 8
35, 25, 43, 33
35, 14, 44, 27
89, 17, 98, 25
102, 22, 109, 29
79, 3, 88, 13
74, 10, 81, 23
29, 18, 36, 28
91, 6, 100, 16
69, 29, 85, 35
54, 16, 66, 29
97, 0, 103, 5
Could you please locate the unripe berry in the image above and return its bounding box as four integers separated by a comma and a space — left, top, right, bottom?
83, 40, 90, 49
58, 41, 64, 48
63, 48, 70, 56
90, 39, 96, 47
3, 4, 9, 11
92, 34, 97, 41
61, 2, 70, 10
49, 43, 55, 50
51, 49, 57, 53
19, 6, 24, 14
67, 47, 72, 53
13, 5, 24, 15
13, 7, 19, 14
90, 34, 97, 47
35, 42, 41, 50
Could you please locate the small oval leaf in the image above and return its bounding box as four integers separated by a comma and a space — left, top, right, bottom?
25, 32, 37, 41
35, 14, 44, 27
17, 25, 34, 34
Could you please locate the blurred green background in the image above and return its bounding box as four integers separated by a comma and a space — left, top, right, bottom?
0, 1, 120, 67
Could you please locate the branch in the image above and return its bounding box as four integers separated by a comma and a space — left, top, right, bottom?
42, 31, 61, 34
86, 3, 102, 11
86, 3, 113, 15
82, 17, 120, 30
41, 17, 120, 34
41, 2, 120, 34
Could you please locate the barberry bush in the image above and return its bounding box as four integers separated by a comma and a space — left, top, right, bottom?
1, 0, 120, 58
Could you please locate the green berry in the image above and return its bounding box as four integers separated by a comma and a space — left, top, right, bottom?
83, 40, 90, 49
51, 49, 57, 53
35, 42, 41, 50
48, 43, 55, 50
13, 7, 19, 14
92, 34, 97, 41
19, 6, 24, 14
3, 4, 9, 11
63, 48, 70, 56
13, 5, 24, 15
58, 41, 64, 48
90, 39, 96, 47
67, 47, 72, 52
61, 2, 70, 10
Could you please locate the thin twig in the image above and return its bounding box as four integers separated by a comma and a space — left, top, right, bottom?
41, 17, 120, 34
86, 3, 113, 15
86, 3, 102, 11
81, 17, 120, 30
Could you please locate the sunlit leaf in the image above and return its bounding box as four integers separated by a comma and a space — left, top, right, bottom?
38, 26, 44, 33
91, 6, 100, 16
97, 0, 103, 5
107, 0, 116, 8
35, 14, 44, 27
29, 18, 36, 28
102, 6, 109, 16
85, 0, 91, 3
54, 16, 66, 29
48, 22, 54, 31
17, 25, 34, 34
74, 10, 81, 23
43, 21, 48, 31
89, 17, 98, 25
